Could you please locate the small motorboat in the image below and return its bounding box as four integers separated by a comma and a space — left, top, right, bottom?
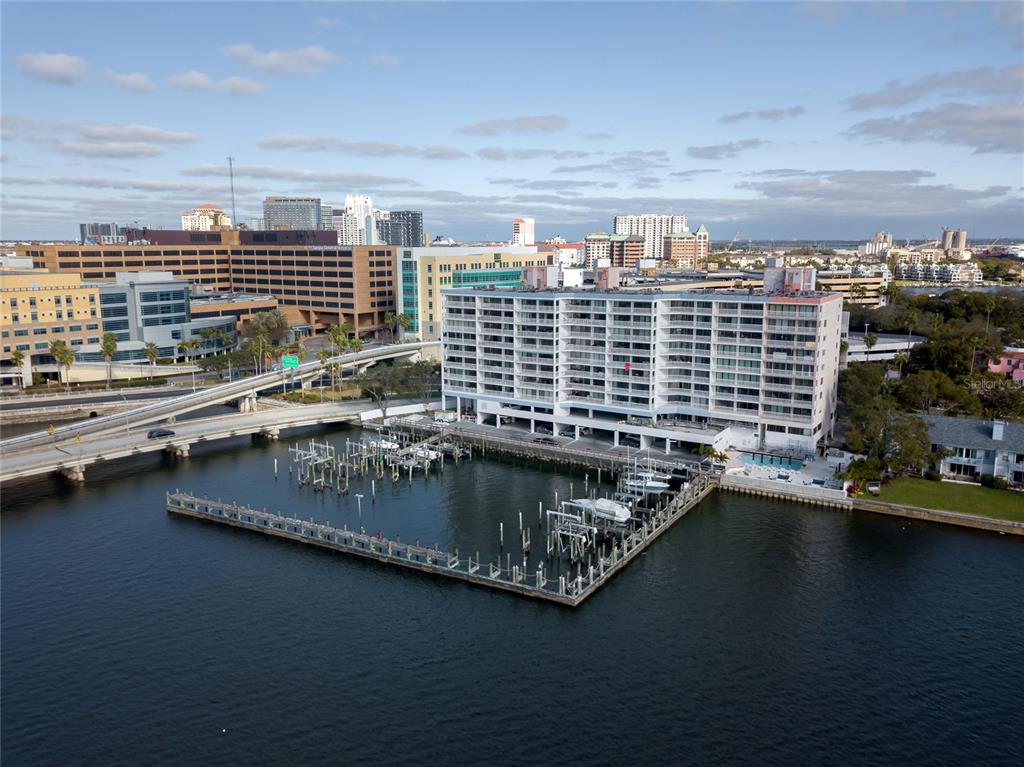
569, 498, 631, 524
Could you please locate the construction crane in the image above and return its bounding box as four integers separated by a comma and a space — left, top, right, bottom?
728, 231, 741, 251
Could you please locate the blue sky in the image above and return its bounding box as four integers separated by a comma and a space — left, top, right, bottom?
2, 1, 1022, 241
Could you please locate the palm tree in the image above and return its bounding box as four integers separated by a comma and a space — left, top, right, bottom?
100, 332, 119, 390
143, 341, 160, 380
197, 327, 218, 357
177, 339, 201, 363
890, 351, 910, 378
384, 312, 398, 343
318, 348, 331, 392
865, 332, 878, 350
349, 337, 363, 355
397, 312, 412, 341
10, 348, 25, 388
49, 339, 74, 392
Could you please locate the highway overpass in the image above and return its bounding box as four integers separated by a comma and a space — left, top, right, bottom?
0, 341, 438, 453
0, 399, 435, 485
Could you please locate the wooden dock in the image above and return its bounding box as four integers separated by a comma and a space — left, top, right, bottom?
165, 474, 716, 607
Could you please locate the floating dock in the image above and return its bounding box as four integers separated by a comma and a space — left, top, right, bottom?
165, 473, 716, 607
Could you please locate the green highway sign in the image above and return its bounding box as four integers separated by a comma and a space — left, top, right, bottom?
281, 355, 300, 369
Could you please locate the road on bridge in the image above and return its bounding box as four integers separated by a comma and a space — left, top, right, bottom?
0, 400, 387, 484
0, 341, 439, 453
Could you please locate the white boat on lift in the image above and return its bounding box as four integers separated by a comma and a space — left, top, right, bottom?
569, 498, 631, 524
369, 438, 400, 451
414, 446, 441, 461
623, 476, 670, 493
635, 469, 672, 482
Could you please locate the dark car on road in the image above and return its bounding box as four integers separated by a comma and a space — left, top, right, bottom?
147, 428, 175, 439
533, 436, 558, 446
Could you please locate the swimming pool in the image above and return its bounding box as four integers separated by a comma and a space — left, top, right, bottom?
741, 453, 804, 471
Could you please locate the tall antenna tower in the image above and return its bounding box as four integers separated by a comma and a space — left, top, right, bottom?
227, 156, 237, 228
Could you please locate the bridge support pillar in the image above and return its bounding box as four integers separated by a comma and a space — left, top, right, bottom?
60, 465, 85, 483
255, 427, 280, 441
167, 443, 190, 459
237, 393, 258, 413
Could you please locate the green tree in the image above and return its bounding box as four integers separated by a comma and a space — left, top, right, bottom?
247, 309, 289, 343
890, 351, 910, 378
197, 327, 219, 357
318, 347, 331, 391
49, 339, 74, 392
100, 332, 119, 390
974, 377, 1024, 421
697, 444, 729, 464
397, 312, 412, 340
353, 359, 435, 420
384, 311, 398, 343
9, 348, 25, 388
865, 331, 878, 350
143, 341, 160, 379
177, 339, 201, 362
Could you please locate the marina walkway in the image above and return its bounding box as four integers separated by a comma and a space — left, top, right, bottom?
165, 473, 716, 607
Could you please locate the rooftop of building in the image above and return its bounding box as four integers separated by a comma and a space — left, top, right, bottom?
443, 285, 844, 303
921, 414, 1024, 452
190, 292, 279, 305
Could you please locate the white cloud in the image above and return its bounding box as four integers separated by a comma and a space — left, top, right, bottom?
313, 16, 344, 29
686, 139, 768, 160
167, 70, 214, 91
105, 71, 156, 93
166, 70, 266, 95
476, 147, 590, 161
222, 43, 340, 75
53, 142, 164, 159
77, 124, 198, 144
846, 64, 1024, 110
459, 115, 568, 136
15, 52, 86, 85
257, 133, 468, 159
1, 115, 197, 160
719, 106, 805, 123
847, 101, 1024, 154
219, 76, 267, 95
181, 163, 416, 188
366, 53, 400, 68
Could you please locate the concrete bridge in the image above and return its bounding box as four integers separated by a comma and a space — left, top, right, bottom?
0, 341, 439, 453
0, 399, 434, 485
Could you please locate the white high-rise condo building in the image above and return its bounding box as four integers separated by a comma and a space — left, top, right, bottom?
513, 217, 536, 246
332, 194, 375, 245
614, 214, 688, 261
442, 287, 843, 453
180, 205, 232, 231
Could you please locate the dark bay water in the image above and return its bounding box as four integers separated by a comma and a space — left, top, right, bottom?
2, 425, 1022, 766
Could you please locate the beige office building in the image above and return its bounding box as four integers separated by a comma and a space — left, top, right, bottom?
1, 270, 103, 362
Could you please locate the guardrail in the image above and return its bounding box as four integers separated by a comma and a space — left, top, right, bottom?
0, 341, 439, 452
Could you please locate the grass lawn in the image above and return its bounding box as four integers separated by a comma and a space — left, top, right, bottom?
876, 477, 1024, 522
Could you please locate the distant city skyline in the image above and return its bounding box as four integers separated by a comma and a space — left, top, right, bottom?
2, 1, 1022, 241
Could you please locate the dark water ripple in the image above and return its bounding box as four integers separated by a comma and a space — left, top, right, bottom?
2, 427, 1022, 766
